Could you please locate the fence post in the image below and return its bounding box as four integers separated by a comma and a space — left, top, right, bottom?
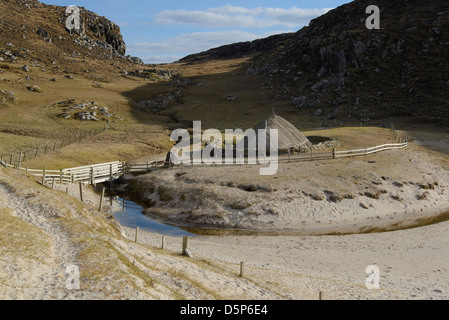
42, 166, 46, 185
135, 227, 139, 242
182, 236, 190, 256
60, 169, 63, 184
79, 182, 83, 202
332, 148, 336, 159
18, 150, 22, 169
91, 167, 95, 186
99, 186, 105, 212
161, 235, 166, 250
240, 261, 245, 278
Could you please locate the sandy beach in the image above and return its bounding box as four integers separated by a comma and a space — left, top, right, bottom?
122, 215, 449, 300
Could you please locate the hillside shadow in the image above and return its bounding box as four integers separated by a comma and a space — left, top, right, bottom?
121, 61, 320, 133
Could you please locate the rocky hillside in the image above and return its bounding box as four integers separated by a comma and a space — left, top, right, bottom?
246, 0, 449, 126
180, 0, 449, 127
0, 0, 141, 71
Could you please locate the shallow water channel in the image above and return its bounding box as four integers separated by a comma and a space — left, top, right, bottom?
103, 186, 449, 238
108, 194, 195, 237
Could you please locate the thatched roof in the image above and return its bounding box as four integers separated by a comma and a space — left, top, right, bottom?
242, 115, 312, 150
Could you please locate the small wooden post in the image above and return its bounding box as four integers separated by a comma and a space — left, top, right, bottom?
9, 154, 12, 165
60, 169, 63, 184
109, 164, 113, 182
319, 291, 322, 300
79, 182, 83, 202
51, 177, 56, 190
135, 227, 139, 242
91, 167, 95, 186
332, 148, 336, 159
44, 145, 48, 154
18, 150, 22, 169
53, 142, 56, 151
35, 148, 39, 158
182, 236, 189, 256
99, 186, 105, 212
42, 166, 46, 185
240, 261, 245, 278
66, 187, 69, 195
161, 235, 166, 250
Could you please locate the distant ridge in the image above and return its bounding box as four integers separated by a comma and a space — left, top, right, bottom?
178, 33, 293, 63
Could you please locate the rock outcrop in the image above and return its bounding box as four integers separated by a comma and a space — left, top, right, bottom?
65, 7, 126, 57
245, 0, 449, 126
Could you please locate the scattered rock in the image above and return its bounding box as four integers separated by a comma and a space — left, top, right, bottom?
360, 203, 369, 209
0, 90, 16, 104
226, 94, 236, 101
26, 85, 42, 93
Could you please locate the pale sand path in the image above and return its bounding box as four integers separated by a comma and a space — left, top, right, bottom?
0, 182, 83, 299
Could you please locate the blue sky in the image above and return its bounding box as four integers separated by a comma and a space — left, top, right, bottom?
42, 1, 349, 63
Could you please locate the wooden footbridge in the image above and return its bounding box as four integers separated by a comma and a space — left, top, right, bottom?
3, 160, 166, 185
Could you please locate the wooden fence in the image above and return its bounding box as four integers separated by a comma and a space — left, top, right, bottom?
0, 124, 109, 169
3, 140, 407, 186
280, 139, 408, 164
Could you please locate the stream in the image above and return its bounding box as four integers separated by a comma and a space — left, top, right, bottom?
108, 194, 195, 237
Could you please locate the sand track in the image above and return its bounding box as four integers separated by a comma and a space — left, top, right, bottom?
0, 182, 83, 299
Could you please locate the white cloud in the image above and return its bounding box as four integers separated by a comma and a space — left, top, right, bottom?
154, 6, 332, 29
127, 5, 333, 63
138, 55, 184, 64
